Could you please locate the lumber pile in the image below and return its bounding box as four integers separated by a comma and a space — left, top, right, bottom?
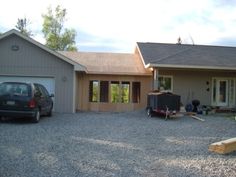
209, 138, 236, 154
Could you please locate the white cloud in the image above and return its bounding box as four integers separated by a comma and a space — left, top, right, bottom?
1, 0, 236, 52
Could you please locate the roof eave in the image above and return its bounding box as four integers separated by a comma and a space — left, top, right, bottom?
86, 71, 152, 76
135, 43, 148, 67
74, 65, 88, 72
148, 64, 236, 71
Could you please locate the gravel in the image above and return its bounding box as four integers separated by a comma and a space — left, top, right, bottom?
0, 111, 236, 177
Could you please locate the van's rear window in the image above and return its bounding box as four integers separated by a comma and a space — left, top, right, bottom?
0, 83, 30, 96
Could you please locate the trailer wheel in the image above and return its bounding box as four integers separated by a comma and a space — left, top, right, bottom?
146, 107, 153, 117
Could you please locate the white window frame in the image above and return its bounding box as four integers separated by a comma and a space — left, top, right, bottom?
158, 75, 173, 92
211, 77, 236, 107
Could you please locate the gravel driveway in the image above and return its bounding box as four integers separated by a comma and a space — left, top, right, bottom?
0, 111, 236, 177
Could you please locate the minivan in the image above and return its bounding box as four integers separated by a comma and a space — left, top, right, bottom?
0, 82, 54, 123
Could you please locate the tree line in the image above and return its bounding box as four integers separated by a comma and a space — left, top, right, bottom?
2, 5, 77, 51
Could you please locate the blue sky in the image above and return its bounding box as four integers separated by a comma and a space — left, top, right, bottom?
1, 0, 236, 52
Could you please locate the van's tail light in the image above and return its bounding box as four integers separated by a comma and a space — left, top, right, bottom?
29, 99, 36, 108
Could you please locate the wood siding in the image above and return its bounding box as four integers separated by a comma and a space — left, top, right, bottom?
76, 73, 152, 112
0, 34, 75, 113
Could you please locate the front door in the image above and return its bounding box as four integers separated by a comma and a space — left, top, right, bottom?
217, 79, 228, 106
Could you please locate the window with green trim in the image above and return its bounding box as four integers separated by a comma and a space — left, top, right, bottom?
121, 82, 130, 103
89, 80, 99, 102
111, 81, 120, 103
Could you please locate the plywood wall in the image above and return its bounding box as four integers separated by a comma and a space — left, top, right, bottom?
76, 73, 152, 112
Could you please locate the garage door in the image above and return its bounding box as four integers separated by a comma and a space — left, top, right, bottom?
0, 76, 55, 96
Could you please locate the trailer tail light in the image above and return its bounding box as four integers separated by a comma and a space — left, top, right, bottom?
29, 99, 36, 108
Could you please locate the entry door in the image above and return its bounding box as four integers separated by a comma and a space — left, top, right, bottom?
216, 79, 228, 106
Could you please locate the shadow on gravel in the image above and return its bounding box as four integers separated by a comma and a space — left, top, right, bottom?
0, 117, 32, 124
0, 116, 49, 124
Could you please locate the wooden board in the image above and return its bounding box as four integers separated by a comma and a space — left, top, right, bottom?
191, 115, 205, 121
186, 112, 196, 116
209, 138, 236, 154
170, 113, 184, 118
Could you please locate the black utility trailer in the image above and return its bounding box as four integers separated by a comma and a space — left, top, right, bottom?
146, 92, 181, 119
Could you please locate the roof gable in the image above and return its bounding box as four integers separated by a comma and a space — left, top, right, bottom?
137, 42, 236, 70
0, 29, 86, 72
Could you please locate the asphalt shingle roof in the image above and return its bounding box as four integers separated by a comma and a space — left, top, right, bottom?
137, 42, 236, 69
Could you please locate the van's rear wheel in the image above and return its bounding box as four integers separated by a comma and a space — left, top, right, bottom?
48, 110, 52, 117
32, 110, 40, 123
146, 107, 153, 117
47, 104, 53, 117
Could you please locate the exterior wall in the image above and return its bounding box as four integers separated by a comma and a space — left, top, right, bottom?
76, 73, 152, 112
159, 69, 236, 106
0, 34, 75, 113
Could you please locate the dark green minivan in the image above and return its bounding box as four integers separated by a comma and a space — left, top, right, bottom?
0, 82, 54, 123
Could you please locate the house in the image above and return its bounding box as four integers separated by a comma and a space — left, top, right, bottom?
1, 29, 236, 113
136, 42, 236, 108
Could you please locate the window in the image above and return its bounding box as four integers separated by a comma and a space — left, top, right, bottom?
88, 80, 141, 104
121, 82, 130, 103
34, 85, 44, 98
111, 81, 120, 103
37, 84, 50, 97
158, 76, 172, 92
0, 83, 30, 97
132, 82, 140, 103
89, 81, 99, 102
100, 81, 109, 102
